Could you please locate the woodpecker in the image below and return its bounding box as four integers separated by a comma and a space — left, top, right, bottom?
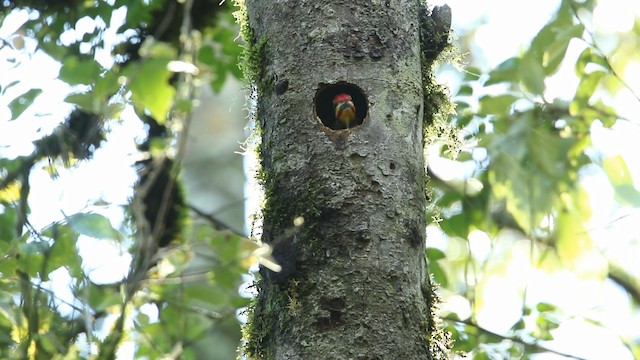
333, 93, 356, 129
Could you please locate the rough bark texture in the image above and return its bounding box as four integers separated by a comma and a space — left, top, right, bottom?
243, 1, 443, 359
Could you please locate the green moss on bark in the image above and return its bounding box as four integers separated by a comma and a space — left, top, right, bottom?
233, 0, 268, 92
417, 2, 464, 161
417, 3, 457, 359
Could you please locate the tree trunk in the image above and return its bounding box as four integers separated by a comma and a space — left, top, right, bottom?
241, 1, 448, 359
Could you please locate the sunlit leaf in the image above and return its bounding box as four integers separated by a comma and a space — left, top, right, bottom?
528, 0, 583, 76
44, 224, 82, 278
555, 190, 606, 277
0, 182, 21, 203
93, 69, 120, 101
575, 48, 609, 76
591, 100, 618, 128
511, 318, 525, 331
127, 58, 175, 124
574, 70, 605, 103
485, 58, 519, 86
520, 53, 545, 95
1, 80, 20, 95
59, 56, 102, 85
8, 88, 42, 120
17, 241, 48, 277
535, 302, 557, 312
541, 24, 584, 76
67, 213, 122, 240
65, 92, 93, 109
38, 333, 60, 354
528, 125, 573, 179
534, 312, 559, 340
486, 112, 566, 233
602, 155, 640, 206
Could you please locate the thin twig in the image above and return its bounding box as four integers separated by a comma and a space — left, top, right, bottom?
445, 317, 588, 359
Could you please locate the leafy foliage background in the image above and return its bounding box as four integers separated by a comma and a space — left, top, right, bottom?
0, 0, 639, 359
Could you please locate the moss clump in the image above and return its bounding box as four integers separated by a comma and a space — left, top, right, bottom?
423, 277, 454, 359
417, 4, 458, 359
241, 283, 291, 360
417, 3, 463, 160
233, 0, 269, 92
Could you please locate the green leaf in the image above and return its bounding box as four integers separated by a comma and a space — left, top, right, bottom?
535, 313, 559, 340
535, 302, 557, 312
457, 84, 473, 96
511, 318, 526, 331
17, 241, 48, 277
65, 92, 93, 109
1, 80, 20, 95
592, 100, 618, 127
87, 283, 123, 312
486, 112, 563, 233
464, 66, 482, 81
440, 213, 469, 239
575, 48, 610, 77
67, 213, 122, 240
429, 260, 448, 287
0, 204, 17, 243
198, 45, 216, 65
478, 94, 518, 116
602, 155, 640, 206
93, 69, 120, 101
528, 0, 583, 76
0, 252, 18, 276
37, 38, 68, 61
140, 40, 177, 59
555, 189, 604, 276
426, 247, 446, 261
520, 52, 545, 95
485, 58, 519, 86
44, 224, 83, 278
473, 351, 491, 360
210, 64, 228, 93
8, 88, 42, 120
574, 70, 605, 103
544, 24, 584, 75
59, 56, 102, 85
127, 58, 175, 124
528, 123, 573, 179
184, 284, 229, 305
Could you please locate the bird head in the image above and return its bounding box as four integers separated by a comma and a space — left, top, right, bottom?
333, 93, 356, 129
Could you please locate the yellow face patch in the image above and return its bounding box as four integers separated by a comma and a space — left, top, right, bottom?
335, 100, 356, 128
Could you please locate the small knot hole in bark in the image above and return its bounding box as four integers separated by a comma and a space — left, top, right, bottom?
314, 82, 367, 130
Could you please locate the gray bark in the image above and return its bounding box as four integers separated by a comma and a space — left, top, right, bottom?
244, 1, 439, 359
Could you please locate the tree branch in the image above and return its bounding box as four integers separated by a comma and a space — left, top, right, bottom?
444, 317, 588, 360
188, 203, 244, 237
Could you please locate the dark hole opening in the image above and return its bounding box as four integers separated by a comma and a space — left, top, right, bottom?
314, 82, 368, 130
